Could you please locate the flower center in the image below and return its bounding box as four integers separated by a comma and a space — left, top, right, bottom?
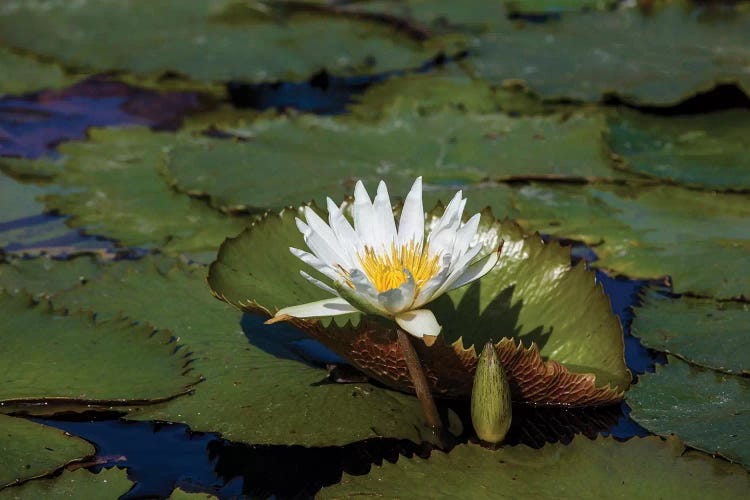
356, 241, 441, 293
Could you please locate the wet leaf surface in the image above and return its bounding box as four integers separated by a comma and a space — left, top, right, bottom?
0, 292, 200, 405
0, 46, 75, 96
0, 466, 132, 498
632, 290, 749, 375
319, 435, 750, 498
0, 415, 94, 489
628, 356, 750, 468
513, 183, 750, 299
208, 202, 630, 405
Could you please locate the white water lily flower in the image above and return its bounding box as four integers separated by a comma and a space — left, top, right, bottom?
270, 177, 501, 338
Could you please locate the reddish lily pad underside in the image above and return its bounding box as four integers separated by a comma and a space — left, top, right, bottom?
208, 201, 629, 407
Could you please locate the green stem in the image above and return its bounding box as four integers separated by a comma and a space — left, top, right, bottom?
396, 329, 443, 430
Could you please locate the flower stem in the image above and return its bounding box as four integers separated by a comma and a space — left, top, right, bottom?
396, 329, 443, 431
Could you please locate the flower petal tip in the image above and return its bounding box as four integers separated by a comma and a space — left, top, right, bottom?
265, 313, 293, 325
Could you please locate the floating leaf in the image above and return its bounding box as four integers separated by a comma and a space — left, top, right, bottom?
0, 415, 94, 489
0, 0, 436, 82
628, 356, 750, 468
607, 109, 750, 190
0, 255, 104, 299
513, 183, 750, 299
165, 109, 625, 213
39, 127, 247, 260
0, 46, 75, 95
0, 292, 199, 406
20, 256, 437, 447
208, 202, 629, 405
0, 467, 132, 498
632, 290, 749, 375
319, 436, 750, 498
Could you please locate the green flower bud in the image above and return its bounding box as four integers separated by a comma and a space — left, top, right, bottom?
471, 341, 512, 444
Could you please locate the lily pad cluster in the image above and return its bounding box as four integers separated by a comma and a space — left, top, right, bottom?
1, 0, 749, 496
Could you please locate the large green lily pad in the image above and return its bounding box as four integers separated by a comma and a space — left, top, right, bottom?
0, 255, 105, 299
0, 292, 200, 405
20, 256, 438, 447
632, 290, 749, 375
0, 0, 437, 83
628, 356, 750, 468
0, 467, 133, 498
513, 183, 750, 299
0, 46, 75, 95
208, 202, 630, 404
320, 435, 750, 498
165, 109, 626, 213
0, 415, 94, 489
607, 109, 750, 190
39, 127, 247, 260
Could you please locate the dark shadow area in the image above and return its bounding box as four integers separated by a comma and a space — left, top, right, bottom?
0, 75, 208, 158
604, 83, 750, 116
226, 52, 465, 115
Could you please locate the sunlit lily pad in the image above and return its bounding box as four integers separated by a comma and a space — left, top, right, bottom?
0, 0, 436, 83
607, 109, 750, 190
208, 202, 630, 405
0, 292, 199, 405
628, 356, 750, 468
0, 46, 74, 95
165, 109, 626, 213
632, 290, 749, 375
0, 466, 132, 498
0, 415, 94, 489
15, 256, 438, 447
319, 435, 750, 498
0, 255, 104, 299
513, 183, 750, 299
38, 127, 247, 260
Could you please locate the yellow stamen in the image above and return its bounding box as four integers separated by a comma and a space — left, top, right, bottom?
352, 241, 440, 293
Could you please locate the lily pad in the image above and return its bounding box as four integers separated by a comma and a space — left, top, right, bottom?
0, 0, 435, 83
628, 356, 750, 468
165, 109, 625, 213
0, 292, 199, 405
40, 127, 247, 259
0, 415, 94, 489
0, 46, 74, 96
208, 202, 630, 405
632, 290, 749, 375
513, 183, 750, 299
0, 255, 105, 299
0, 467, 133, 498
27, 256, 438, 447
319, 435, 750, 498
607, 109, 750, 190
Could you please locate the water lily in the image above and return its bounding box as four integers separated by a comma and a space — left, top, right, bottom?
269, 177, 502, 339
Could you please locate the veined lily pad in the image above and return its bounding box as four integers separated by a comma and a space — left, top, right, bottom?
0, 0, 436, 83
628, 356, 750, 468
607, 109, 750, 190
0, 467, 132, 498
208, 202, 630, 405
0, 292, 199, 406
39, 127, 247, 260
319, 435, 750, 498
632, 290, 749, 375
513, 183, 750, 299
165, 109, 625, 213
0, 46, 74, 95
20, 256, 437, 447
0, 415, 94, 489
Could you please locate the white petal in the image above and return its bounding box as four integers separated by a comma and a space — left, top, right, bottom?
289, 247, 339, 281
304, 207, 350, 267
377, 272, 416, 314
398, 177, 425, 246
412, 254, 452, 308
327, 197, 360, 251
372, 181, 397, 249
433, 190, 463, 234
395, 309, 442, 338
272, 297, 358, 320
353, 180, 376, 247
299, 270, 337, 296
445, 249, 499, 292
452, 213, 480, 259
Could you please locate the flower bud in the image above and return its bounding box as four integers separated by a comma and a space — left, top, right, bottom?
471, 341, 512, 444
